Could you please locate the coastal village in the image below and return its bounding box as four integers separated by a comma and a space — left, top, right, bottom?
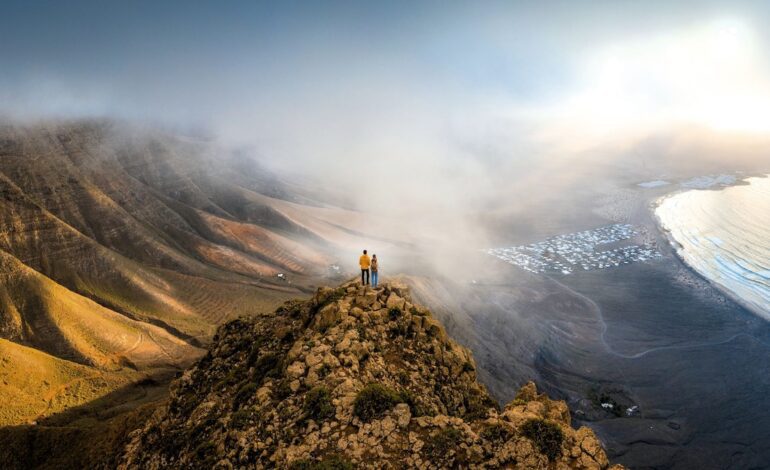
486, 223, 662, 275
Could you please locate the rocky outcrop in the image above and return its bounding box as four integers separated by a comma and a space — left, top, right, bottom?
119, 281, 623, 469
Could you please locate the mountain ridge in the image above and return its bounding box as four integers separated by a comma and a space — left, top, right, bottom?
0, 120, 351, 425
117, 281, 622, 469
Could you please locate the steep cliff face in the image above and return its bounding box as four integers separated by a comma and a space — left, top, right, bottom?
119, 281, 621, 469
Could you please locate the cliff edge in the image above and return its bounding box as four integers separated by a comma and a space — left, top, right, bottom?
119, 281, 622, 469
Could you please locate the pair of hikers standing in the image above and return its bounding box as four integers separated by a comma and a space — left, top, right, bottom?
358, 249, 379, 287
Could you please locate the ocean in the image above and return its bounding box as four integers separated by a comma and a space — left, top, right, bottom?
656, 174, 770, 318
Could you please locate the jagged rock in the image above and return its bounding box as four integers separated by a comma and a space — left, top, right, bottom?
394, 403, 411, 429
314, 302, 343, 330
287, 361, 306, 378
119, 281, 623, 470
386, 292, 406, 310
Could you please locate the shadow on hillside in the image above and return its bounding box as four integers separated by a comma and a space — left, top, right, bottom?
0, 368, 179, 470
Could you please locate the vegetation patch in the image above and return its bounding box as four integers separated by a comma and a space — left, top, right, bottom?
409, 306, 426, 316
317, 364, 331, 379
481, 423, 512, 443
253, 353, 283, 381
230, 409, 255, 429
355, 325, 366, 340
193, 441, 217, 466
234, 382, 258, 410
388, 307, 401, 321
397, 370, 410, 385
463, 392, 497, 420
171, 387, 201, 416
277, 300, 306, 318
219, 367, 244, 388
246, 338, 266, 367
279, 329, 295, 344
424, 428, 463, 459
521, 418, 564, 461
353, 383, 405, 422
289, 455, 354, 470
274, 379, 293, 400
388, 322, 410, 338
587, 387, 626, 417
304, 386, 335, 421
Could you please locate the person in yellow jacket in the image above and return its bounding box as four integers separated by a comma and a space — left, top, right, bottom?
359, 249, 371, 285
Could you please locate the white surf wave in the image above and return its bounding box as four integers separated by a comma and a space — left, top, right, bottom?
656, 174, 770, 319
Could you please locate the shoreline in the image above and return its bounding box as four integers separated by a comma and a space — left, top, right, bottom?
650, 173, 770, 321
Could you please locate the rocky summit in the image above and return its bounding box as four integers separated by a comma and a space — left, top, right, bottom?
119, 281, 622, 469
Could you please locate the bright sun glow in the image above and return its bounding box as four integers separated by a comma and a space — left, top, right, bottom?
551, 18, 770, 137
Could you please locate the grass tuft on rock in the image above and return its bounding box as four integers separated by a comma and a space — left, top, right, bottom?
353, 383, 404, 422
233, 382, 258, 410
521, 418, 564, 461
388, 307, 401, 321
304, 386, 335, 421
481, 423, 512, 443
289, 455, 354, 470
230, 409, 255, 429
252, 353, 283, 381
424, 428, 463, 459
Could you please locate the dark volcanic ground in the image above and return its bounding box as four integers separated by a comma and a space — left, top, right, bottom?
412, 250, 770, 469
558, 262, 770, 469
408, 186, 770, 470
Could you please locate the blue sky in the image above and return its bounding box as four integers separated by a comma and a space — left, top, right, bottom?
5, 0, 765, 119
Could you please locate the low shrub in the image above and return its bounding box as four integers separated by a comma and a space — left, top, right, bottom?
193, 441, 217, 466
389, 323, 410, 338
245, 338, 266, 366
253, 353, 283, 381
273, 379, 292, 400
463, 392, 497, 420
587, 388, 623, 417
317, 364, 331, 379
521, 418, 564, 461
219, 367, 243, 387
481, 423, 512, 443
234, 382, 258, 409
230, 409, 254, 429
353, 383, 404, 422
409, 306, 426, 316
397, 370, 410, 385
388, 307, 401, 321
289, 455, 354, 470
424, 428, 463, 458
304, 386, 335, 421
277, 300, 305, 318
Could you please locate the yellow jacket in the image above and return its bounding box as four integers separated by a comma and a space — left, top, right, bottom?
359, 254, 371, 269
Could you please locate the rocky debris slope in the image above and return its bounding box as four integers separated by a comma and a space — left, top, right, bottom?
119, 281, 623, 469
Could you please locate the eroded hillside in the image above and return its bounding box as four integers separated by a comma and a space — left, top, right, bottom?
0, 120, 367, 424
